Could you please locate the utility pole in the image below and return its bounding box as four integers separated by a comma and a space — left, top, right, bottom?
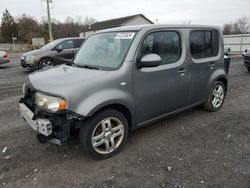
46, 0, 53, 41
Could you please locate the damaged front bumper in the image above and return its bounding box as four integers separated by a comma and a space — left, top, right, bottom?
19, 98, 83, 145
19, 103, 53, 136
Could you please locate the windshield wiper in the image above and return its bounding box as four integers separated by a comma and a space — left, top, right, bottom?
82, 65, 100, 70
69, 62, 100, 70
72, 63, 99, 70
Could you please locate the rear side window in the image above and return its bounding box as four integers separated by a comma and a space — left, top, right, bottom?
74, 39, 85, 48
190, 30, 219, 59
140, 31, 182, 65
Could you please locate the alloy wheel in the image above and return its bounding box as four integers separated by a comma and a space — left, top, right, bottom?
212, 85, 224, 108
40, 60, 53, 69
91, 117, 124, 154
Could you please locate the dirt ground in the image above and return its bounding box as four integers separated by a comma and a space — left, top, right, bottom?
0, 53, 249, 188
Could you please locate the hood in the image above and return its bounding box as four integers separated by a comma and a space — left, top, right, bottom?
27, 64, 109, 98
22, 49, 46, 57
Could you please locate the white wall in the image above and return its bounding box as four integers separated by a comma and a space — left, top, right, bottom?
79, 30, 96, 38
223, 34, 250, 53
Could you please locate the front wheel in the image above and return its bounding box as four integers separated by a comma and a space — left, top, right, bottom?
79, 109, 129, 159
39, 58, 54, 70
203, 81, 226, 112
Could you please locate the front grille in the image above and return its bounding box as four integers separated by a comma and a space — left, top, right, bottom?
23, 88, 36, 112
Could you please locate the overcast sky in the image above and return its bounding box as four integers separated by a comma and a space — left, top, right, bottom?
1, 0, 250, 26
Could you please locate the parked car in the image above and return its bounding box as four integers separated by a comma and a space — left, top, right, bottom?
19, 24, 229, 159
243, 49, 250, 72
21, 37, 85, 70
0, 51, 9, 65
224, 45, 231, 55
242, 48, 250, 57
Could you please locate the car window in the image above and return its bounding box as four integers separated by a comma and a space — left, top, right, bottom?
74, 39, 85, 48
190, 30, 219, 59
140, 31, 182, 65
58, 40, 74, 50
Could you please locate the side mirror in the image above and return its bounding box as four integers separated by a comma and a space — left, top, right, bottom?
56, 46, 63, 52
138, 54, 161, 69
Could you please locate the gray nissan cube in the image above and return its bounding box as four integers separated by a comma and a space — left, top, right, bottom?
19, 24, 229, 159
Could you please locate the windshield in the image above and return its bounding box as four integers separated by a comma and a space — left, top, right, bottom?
40, 39, 64, 51
73, 32, 136, 70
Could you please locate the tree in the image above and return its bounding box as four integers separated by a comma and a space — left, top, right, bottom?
223, 23, 233, 35
233, 15, 249, 34
223, 15, 250, 35
52, 16, 97, 39
1, 9, 17, 42
17, 14, 42, 43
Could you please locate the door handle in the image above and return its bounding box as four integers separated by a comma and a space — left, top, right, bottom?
178, 68, 186, 75
209, 63, 215, 69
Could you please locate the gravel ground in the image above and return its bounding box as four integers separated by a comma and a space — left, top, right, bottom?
0, 53, 249, 188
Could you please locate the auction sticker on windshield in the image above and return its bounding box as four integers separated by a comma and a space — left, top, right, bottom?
115, 32, 135, 39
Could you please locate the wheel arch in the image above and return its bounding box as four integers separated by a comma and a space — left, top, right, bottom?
87, 103, 134, 131
216, 76, 228, 92
209, 69, 228, 94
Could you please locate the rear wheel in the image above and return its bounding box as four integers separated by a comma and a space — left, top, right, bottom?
79, 109, 129, 159
203, 81, 226, 112
39, 58, 54, 70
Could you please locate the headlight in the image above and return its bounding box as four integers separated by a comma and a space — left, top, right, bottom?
22, 83, 26, 94
35, 93, 67, 112
26, 56, 36, 62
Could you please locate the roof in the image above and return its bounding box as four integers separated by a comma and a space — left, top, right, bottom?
81, 14, 153, 32
56, 37, 85, 40
97, 24, 221, 33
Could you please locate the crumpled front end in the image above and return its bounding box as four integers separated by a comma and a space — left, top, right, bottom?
19, 83, 84, 144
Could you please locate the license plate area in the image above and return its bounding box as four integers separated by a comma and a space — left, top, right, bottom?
19, 103, 52, 136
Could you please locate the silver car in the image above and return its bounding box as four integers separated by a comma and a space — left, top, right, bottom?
0, 51, 9, 65
19, 24, 229, 159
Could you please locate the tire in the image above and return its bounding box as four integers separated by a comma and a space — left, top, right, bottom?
79, 109, 129, 159
203, 81, 226, 112
39, 58, 54, 70
247, 67, 250, 72
36, 134, 48, 144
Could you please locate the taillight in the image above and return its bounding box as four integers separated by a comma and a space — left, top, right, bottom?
3, 52, 8, 59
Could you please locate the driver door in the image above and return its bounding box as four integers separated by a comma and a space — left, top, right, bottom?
54, 40, 76, 64
134, 30, 189, 124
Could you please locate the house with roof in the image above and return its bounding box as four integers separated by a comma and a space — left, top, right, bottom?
79, 14, 154, 37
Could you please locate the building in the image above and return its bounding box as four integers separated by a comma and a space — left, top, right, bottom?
223, 34, 250, 53
79, 14, 154, 37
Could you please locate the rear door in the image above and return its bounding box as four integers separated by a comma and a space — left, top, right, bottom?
133, 30, 189, 124
188, 29, 220, 104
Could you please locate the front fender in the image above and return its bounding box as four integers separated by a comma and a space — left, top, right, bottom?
75, 88, 135, 118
